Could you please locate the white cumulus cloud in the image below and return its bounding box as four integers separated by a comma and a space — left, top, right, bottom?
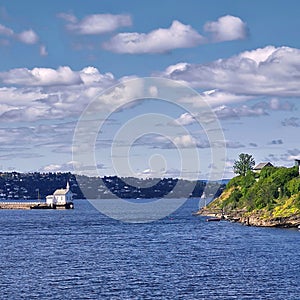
173, 112, 197, 126
58, 13, 132, 35
16, 29, 39, 44
0, 23, 40, 46
103, 20, 205, 54
0, 66, 118, 123
0, 66, 83, 86
204, 15, 247, 42
161, 46, 300, 97
239, 45, 277, 64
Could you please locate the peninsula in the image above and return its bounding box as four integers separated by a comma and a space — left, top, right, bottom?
197, 158, 300, 228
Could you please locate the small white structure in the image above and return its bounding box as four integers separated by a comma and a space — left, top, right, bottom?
46, 181, 73, 207
295, 159, 300, 175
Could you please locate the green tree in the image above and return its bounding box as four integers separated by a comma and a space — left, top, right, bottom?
286, 177, 300, 196
233, 153, 255, 176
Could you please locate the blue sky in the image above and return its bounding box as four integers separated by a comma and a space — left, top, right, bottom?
0, 0, 299, 179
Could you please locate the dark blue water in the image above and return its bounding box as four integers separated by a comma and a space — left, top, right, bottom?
0, 199, 299, 299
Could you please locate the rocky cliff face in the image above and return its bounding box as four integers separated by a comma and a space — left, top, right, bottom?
238, 213, 300, 227
197, 207, 300, 228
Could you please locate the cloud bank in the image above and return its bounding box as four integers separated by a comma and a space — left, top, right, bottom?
103, 15, 247, 54
161, 46, 300, 97
0, 66, 117, 122
0, 46, 299, 124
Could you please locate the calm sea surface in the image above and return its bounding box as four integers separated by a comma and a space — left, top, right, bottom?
0, 198, 299, 299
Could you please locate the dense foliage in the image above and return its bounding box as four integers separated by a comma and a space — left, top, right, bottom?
212, 166, 300, 214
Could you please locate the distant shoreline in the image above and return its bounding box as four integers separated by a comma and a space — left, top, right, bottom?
0, 171, 227, 201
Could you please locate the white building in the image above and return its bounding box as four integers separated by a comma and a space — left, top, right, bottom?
46, 181, 73, 207
295, 159, 300, 175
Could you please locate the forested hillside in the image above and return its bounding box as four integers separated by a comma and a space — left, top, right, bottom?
206, 166, 300, 225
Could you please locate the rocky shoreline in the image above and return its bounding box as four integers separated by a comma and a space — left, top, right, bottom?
195, 207, 300, 228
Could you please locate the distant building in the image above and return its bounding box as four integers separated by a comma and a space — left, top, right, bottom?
46, 181, 73, 207
253, 162, 274, 173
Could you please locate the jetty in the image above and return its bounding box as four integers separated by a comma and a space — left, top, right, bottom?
0, 201, 74, 210
0, 202, 45, 210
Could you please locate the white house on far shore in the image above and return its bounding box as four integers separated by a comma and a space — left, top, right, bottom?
46, 181, 73, 207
